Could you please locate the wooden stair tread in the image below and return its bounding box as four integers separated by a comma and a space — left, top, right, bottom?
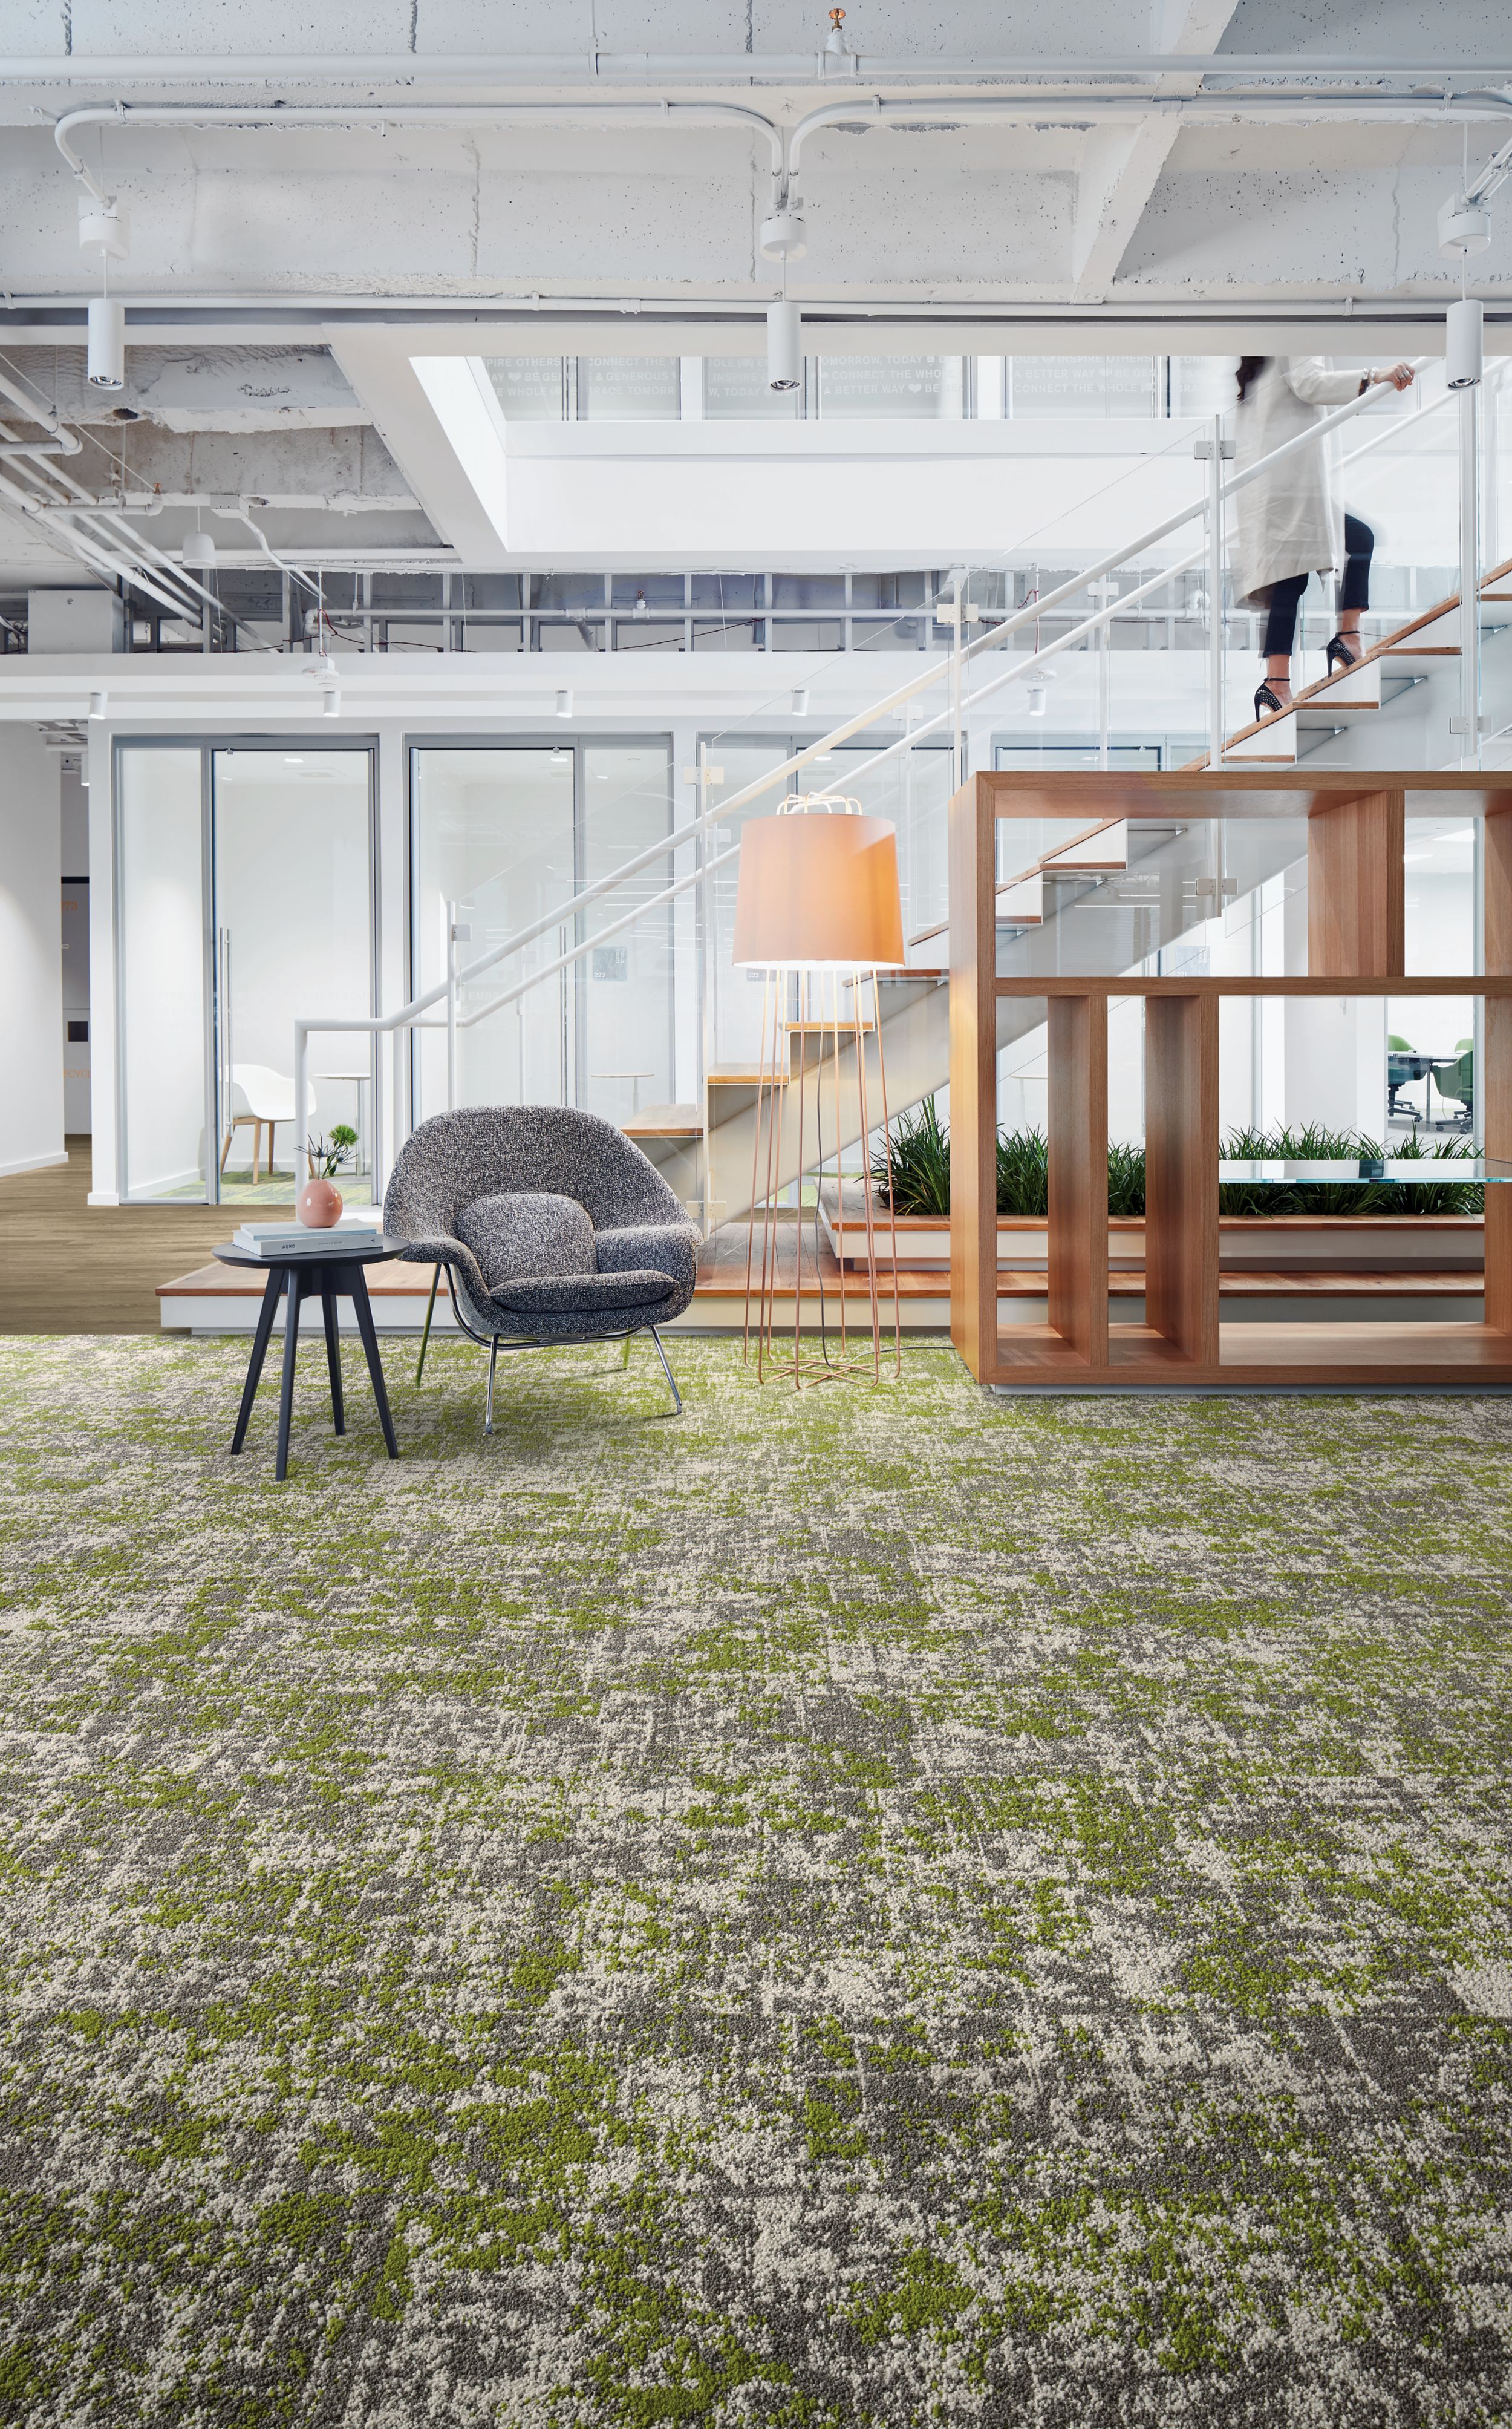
624, 1103, 705, 1138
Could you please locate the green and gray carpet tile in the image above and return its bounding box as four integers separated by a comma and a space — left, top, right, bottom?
0, 1335, 1508, 2425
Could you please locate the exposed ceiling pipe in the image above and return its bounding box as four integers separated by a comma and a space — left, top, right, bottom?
15, 50, 1512, 86
1, 291, 1502, 328
0, 462, 200, 615
0, 429, 284, 641
53, 100, 786, 188
0, 357, 82, 452
30, 489, 422, 514
783, 89, 1512, 181
223, 503, 323, 598
51, 91, 1512, 236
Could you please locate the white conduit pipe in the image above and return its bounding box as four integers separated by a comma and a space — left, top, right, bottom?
22, 51, 1512, 85
0, 360, 82, 454
0, 466, 198, 617
54, 100, 786, 192
52, 90, 1512, 212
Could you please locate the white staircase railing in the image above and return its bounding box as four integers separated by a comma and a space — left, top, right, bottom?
295, 350, 1461, 1198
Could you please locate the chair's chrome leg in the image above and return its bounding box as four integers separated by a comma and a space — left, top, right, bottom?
484, 1335, 498, 1435
648, 1326, 683, 1415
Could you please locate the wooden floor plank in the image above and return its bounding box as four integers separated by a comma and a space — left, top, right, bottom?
0, 1143, 290, 1335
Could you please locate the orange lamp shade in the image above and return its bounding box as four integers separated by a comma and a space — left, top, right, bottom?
732, 811, 905, 969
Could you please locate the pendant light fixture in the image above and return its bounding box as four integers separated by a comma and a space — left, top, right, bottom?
767, 299, 801, 393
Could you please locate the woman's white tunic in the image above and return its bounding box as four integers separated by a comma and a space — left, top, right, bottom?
1230, 358, 1364, 604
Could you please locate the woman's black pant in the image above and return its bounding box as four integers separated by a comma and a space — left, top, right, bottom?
1260, 513, 1374, 657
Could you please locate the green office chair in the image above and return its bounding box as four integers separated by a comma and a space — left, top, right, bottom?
1430, 1044, 1474, 1131
1386, 1033, 1419, 1121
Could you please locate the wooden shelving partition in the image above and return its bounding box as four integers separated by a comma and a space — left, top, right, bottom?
949, 768, 1512, 1388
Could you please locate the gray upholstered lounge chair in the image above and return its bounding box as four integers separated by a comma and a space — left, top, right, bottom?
384, 1106, 700, 1427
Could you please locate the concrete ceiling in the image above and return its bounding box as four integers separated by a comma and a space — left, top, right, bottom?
0, 0, 1508, 586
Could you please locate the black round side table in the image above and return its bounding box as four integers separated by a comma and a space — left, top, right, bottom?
213, 1240, 408, 1480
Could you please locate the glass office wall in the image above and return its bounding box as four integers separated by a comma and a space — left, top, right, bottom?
211, 751, 374, 1201
412, 747, 576, 1122
119, 746, 207, 1201
116, 742, 374, 1204
410, 742, 674, 1125
578, 745, 675, 1121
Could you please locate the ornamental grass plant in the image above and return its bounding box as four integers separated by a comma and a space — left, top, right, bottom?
873, 1102, 1483, 1220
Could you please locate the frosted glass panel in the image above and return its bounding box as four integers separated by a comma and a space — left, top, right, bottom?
1011, 357, 1161, 419
577, 358, 681, 420
119, 747, 206, 1202
482, 357, 564, 420
818, 356, 964, 419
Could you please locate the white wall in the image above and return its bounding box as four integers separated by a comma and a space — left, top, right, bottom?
0, 725, 64, 1177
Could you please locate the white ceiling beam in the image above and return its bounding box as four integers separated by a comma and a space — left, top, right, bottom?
1071, 0, 1242, 300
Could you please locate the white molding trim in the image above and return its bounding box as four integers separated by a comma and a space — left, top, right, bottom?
0, 1149, 69, 1178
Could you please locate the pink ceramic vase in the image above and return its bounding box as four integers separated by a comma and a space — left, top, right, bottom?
297, 1177, 343, 1229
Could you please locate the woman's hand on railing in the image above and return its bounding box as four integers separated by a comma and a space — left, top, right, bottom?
1370, 362, 1416, 392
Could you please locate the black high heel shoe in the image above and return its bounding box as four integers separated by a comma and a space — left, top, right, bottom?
1254, 681, 1290, 720
1325, 632, 1363, 676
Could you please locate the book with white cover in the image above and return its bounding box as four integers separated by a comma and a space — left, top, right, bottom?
235, 1212, 379, 1239
233, 1222, 384, 1257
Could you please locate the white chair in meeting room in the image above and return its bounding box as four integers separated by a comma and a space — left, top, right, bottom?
220, 1064, 316, 1185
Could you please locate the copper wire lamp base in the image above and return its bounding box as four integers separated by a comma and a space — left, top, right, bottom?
741, 963, 903, 1391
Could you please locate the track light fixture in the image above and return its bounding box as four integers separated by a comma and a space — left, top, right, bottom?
556, 688, 573, 718
322, 688, 341, 719
767, 299, 801, 393
88, 690, 106, 721
790, 687, 809, 715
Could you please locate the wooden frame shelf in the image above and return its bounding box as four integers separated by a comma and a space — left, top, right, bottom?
950, 769, 1512, 1390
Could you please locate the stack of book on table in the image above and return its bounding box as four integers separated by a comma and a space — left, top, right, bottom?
233, 1216, 386, 1258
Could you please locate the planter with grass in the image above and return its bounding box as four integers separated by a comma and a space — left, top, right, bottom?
818, 1104, 1485, 1293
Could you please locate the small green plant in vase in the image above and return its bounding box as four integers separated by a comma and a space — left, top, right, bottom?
298, 1124, 359, 1229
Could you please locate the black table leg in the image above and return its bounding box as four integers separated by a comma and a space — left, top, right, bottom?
275, 1265, 304, 1482
345, 1265, 399, 1459
231, 1266, 284, 1454
321, 1282, 346, 1435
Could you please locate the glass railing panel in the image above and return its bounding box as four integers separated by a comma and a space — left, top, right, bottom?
957, 421, 1211, 769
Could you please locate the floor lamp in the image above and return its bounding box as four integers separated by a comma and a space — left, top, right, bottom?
732, 792, 906, 1388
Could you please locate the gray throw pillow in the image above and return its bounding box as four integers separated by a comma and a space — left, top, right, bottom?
455, 1191, 596, 1292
